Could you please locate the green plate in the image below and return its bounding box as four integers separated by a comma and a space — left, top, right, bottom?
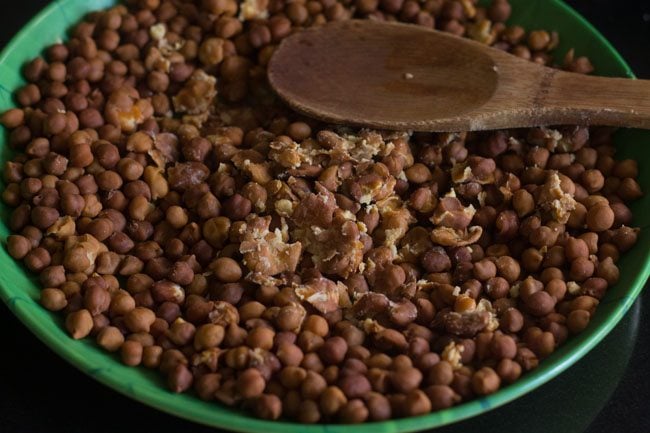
0, 0, 648, 431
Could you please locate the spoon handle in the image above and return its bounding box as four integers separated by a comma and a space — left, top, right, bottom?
538, 70, 650, 129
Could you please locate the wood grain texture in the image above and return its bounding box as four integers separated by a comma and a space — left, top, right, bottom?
268, 20, 650, 132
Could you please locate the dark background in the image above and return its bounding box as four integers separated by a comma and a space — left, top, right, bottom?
1, 1, 650, 432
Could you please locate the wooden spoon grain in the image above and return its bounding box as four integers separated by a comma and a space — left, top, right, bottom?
268, 20, 650, 132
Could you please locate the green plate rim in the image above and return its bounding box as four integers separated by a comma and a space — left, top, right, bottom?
0, 0, 647, 432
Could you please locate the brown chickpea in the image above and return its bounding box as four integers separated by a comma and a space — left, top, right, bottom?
211, 257, 242, 283
586, 204, 615, 232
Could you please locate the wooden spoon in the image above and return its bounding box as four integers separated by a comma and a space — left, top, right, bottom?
268, 20, 650, 132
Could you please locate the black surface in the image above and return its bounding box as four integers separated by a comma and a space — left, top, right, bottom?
1, 1, 650, 432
